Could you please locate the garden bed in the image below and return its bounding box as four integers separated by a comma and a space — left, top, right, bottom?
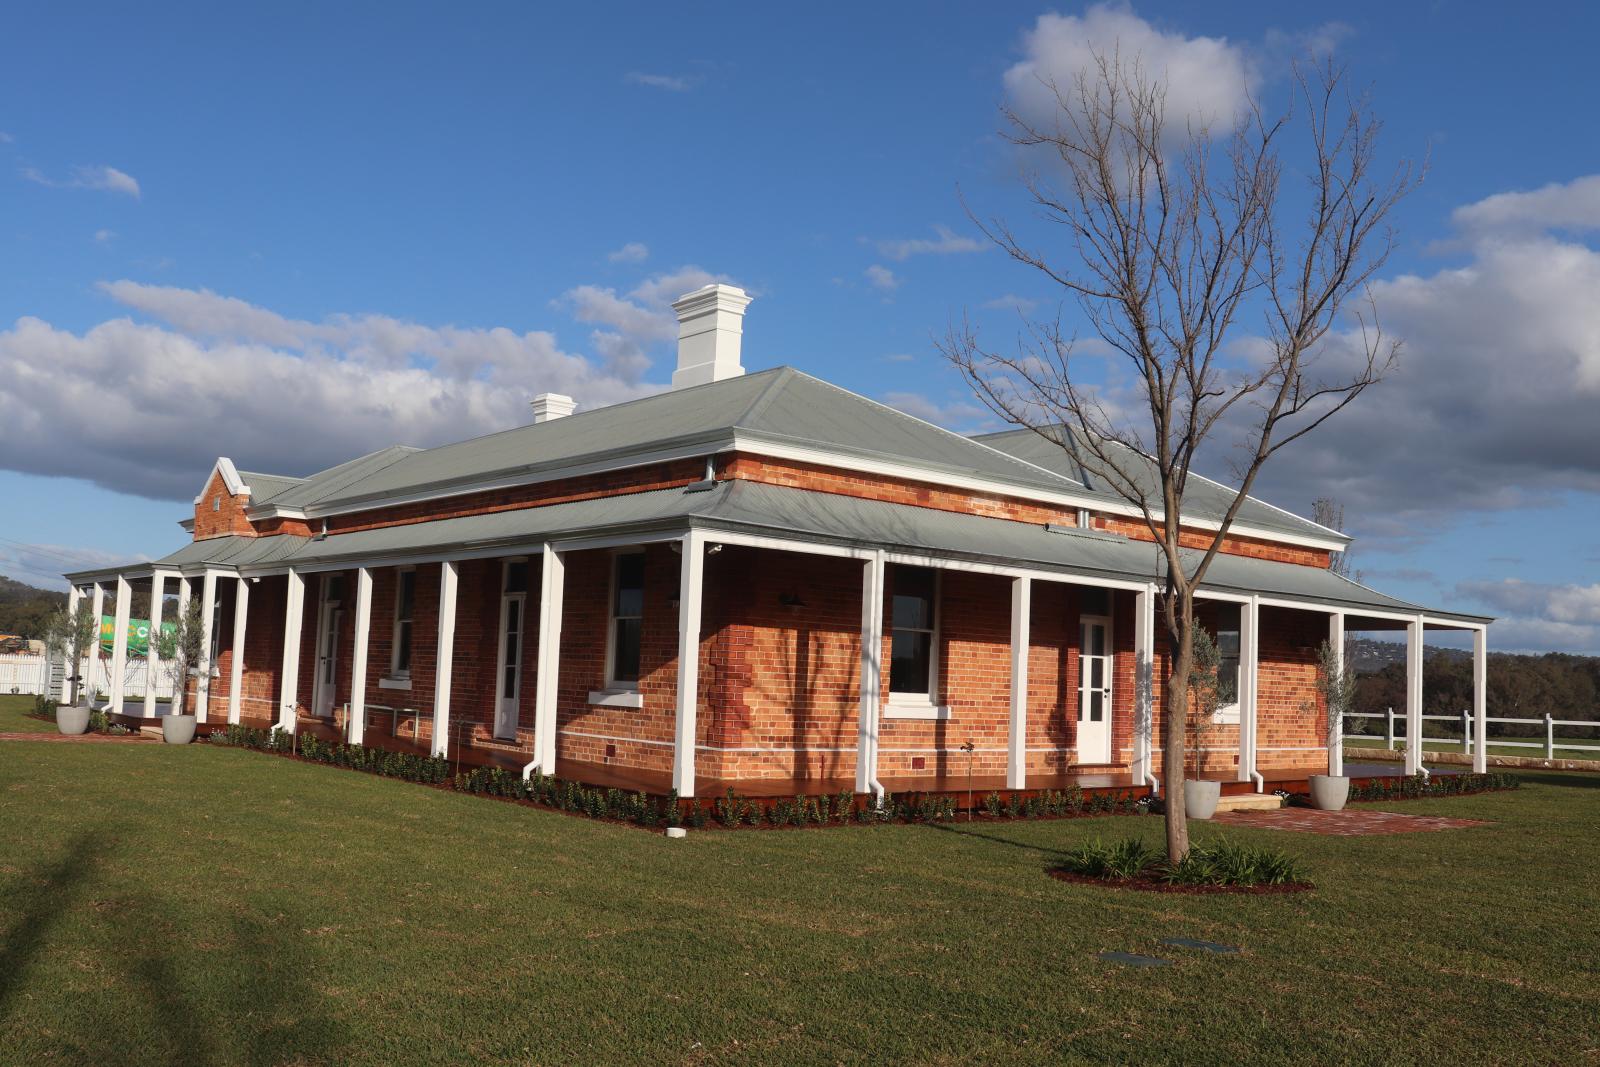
1047, 868, 1314, 895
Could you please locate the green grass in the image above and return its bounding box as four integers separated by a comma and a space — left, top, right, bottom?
1347, 735, 1600, 761
0, 692, 57, 733
1, 725, 1597, 1064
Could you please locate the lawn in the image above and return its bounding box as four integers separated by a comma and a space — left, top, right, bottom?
2, 712, 1596, 1064
0, 692, 57, 733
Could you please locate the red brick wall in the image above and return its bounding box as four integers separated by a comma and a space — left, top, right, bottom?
193, 470, 257, 540
1096, 515, 1331, 568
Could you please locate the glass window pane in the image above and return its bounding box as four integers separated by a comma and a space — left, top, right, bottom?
503, 660, 518, 698
397, 572, 414, 620
505, 561, 528, 594
1091, 658, 1104, 688
889, 630, 932, 694
890, 567, 935, 630
1080, 588, 1110, 616
505, 598, 520, 635
397, 620, 412, 672
1090, 690, 1104, 721
613, 617, 642, 683
328, 576, 345, 602
615, 555, 644, 618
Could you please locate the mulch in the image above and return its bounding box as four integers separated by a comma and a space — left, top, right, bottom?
1046, 868, 1314, 895
1214, 808, 1489, 836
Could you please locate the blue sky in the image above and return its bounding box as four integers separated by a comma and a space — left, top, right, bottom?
3, 1, 1599, 653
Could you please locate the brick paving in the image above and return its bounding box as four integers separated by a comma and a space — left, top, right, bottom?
0, 731, 154, 743
1213, 807, 1490, 835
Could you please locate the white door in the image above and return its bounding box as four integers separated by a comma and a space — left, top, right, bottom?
494, 591, 525, 740
1077, 616, 1113, 764
312, 599, 342, 720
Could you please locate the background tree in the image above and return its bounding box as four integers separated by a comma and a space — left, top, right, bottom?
944, 53, 1415, 860
154, 597, 207, 717
1311, 498, 1359, 581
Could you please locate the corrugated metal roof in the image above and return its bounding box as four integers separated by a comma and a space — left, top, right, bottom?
255, 368, 1086, 513
973, 427, 1347, 544
127, 480, 1482, 623
236, 471, 303, 505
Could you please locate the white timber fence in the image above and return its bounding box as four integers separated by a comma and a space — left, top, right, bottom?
1341, 708, 1600, 761
0, 654, 179, 702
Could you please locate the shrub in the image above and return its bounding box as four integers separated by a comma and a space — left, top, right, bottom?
1349, 771, 1520, 803
1061, 837, 1157, 881
34, 695, 58, 718
1161, 839, 1306, 888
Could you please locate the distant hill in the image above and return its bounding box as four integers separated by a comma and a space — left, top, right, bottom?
0, 576, 66, 642
1346, 636, 1470, 673
1349, 637, 1598, 725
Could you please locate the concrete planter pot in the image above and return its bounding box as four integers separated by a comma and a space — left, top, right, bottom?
162, 714, 198, 745
1184, 780, 1221, 821
56, 705, 91, 735
1309, 774, 1350, 812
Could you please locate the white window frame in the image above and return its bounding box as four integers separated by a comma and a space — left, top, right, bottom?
381, 566, 417, 690
1210, 602, 1243, 725
884, 565, 949, 720
602, 549, 646, 693
492, 556, 530, 733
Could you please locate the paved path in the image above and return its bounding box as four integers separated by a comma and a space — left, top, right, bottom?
0, 731, 155, 743
1214, 807, 1489, 835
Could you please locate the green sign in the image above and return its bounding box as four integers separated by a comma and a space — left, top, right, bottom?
99, 616, 177, 657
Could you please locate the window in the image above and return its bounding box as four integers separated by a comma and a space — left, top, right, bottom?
212, 496, 221, 512
1213, 603, 1241, 710
390, 569, 416, 676
607, 552, 645, 687
888, 565, 938, 700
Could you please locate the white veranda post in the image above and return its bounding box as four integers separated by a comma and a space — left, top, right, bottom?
109, 575, 131, 716
145, 572, 167, 718
855, 551, 886, 798
1006, 577, 1031, 790
672, 532, 706, 798
228, 577, 250, 724
1404, 615, 1424, 776
348, 567, 373, 745
89, 581, 106, 703
1329, 611, 1345, 778
432, 560, 459, 759
66, 585, 83, 705
279, 569, 306, 733
531, 545, 566, 774
1131, 584, 1156, 791
1472, 626, 1488, 774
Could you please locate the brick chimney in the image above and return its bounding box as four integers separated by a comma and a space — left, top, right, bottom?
670, 283, 752, 389
531, 393, 576, 423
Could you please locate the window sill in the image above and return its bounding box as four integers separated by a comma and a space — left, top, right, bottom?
882, 700, 952, 721
1212, 704, 1240, 725
589, 689, 644, 709
378, 675, 413, 691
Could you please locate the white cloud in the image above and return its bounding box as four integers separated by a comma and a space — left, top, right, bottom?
1452, 174, 1600, 237
1005, 6, 1257, 146
0, 285, 658, 501
982, 293, 1039, 313
625, 72, 695, 92
1238, 174, 1600, 545
865, 264, 900, 292
0, 541, 136, 591
24, 163, 141, 198
93, 229, 115, 243
1458, 579, 1600, 627
881, 391, 990, 429
561, 265, 735, 346
606, 241, 650, 264
874, 225, 985, 262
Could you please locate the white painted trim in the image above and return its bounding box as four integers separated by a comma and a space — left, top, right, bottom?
228, 576, 249, 725
493, 559, 528, 741
279, 569, 305, 732
1076, 612, 1114, 765
1007, 576, 1031, 790
885, 564, 940, 705
388, 565, 416, 679
432, 560, 458, 758
559, 728, 675, 749
377, 676, 413, 691
673, 531, 705, 797
194, 457, 250, 505
603, 548, 646, 690
589, 689, 645, 709
348, 567, 373, 745
881, 701, 952, 721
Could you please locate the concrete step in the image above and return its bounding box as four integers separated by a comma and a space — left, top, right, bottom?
1214, 792, 1284, 813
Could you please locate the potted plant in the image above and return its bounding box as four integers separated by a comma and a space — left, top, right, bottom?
1309, 641, 1356, 811
1182, 623, 1225, 820
153, 597, 206, 745
43, 600, 99, 735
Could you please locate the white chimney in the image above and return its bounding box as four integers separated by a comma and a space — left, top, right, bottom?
531, 393, 576, 423
670, 283, 753, 390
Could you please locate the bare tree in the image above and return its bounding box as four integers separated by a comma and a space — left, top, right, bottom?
943, 53, 1415, 861
1311, 497, 1359, 581
154, 597, 207, 718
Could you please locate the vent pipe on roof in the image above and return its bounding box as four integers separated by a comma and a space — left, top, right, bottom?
531, 393, 576, 423
670, 283, 752, 390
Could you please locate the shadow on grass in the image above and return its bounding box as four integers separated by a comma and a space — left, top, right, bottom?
1514, 770, 1600, 790
0, 830, 111, 1018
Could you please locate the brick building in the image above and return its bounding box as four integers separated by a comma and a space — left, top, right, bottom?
65, 283, 1492, 799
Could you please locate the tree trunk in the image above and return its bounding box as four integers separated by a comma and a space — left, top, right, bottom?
1161, 590, 1195, 862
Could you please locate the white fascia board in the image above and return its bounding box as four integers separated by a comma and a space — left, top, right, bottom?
194, 457, 250, 505
178, 517, 196, 532
243, 439, 728, 523
731, 436, 1350, 553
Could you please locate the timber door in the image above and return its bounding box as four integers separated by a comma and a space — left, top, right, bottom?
312, 580, 344, 719
1077, 616, 1113, 764
493, 560, 528, 740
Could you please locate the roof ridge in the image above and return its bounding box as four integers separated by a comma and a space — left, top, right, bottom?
731, 366, 798, 428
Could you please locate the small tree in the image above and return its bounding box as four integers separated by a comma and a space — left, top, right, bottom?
944, 54, 1413, 860
45, 601, 100, 707
154, 598, 207, 717
1315, 639, 1358, 754
1186, 623, 1224, 777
